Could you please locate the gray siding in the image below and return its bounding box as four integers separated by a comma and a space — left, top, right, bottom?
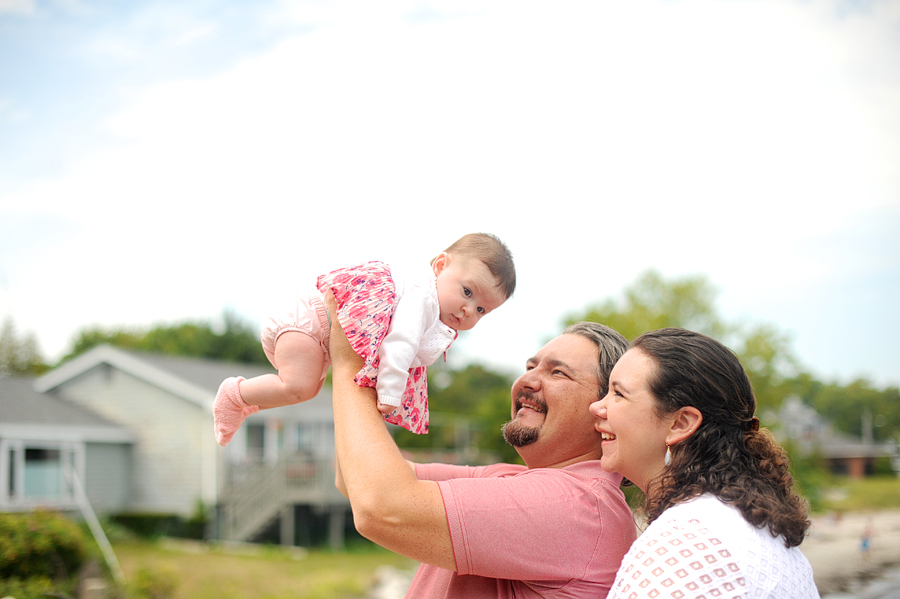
54, 364, 208, 516
84, 442, 133, 514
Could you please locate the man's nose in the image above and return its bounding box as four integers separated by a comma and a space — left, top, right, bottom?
517, 368, 541, 391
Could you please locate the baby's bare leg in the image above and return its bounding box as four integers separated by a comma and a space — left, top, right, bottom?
239, 331, 327, 408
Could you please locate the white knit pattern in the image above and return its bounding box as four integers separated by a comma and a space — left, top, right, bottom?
609, 495, 819, 599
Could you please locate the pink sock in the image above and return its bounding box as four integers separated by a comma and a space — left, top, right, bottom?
213, 377, 259, 446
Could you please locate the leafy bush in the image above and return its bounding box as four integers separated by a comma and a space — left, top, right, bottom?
0, 575, 65, 599
111, 514, 185, 539
111, 509, 208, 540
0, 509, 88, 580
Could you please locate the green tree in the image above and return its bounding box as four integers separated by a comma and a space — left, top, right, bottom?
807, 379, 900, 442
568, 270, 728, 342
64, 326, 143, 359
60, 309, 266, 365
0, 318, 47, 375
732, 323, 802, 413
395, 363, 517, 464
565, 270, 802, 413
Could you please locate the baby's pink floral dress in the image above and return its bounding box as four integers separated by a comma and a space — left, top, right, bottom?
317, 261, 434, 434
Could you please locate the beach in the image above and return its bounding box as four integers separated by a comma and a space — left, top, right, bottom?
802, 509, 900, 597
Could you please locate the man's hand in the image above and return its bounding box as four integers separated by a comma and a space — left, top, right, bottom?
324, 291, 365, 371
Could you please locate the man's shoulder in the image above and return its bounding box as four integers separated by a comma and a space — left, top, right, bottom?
561, 460, 624, 485
504, 461, 626, 494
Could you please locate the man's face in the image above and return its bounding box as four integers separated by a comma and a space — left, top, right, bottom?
502, 333, 604, 468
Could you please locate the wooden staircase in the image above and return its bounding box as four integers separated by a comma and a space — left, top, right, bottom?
220, 454, 348, 545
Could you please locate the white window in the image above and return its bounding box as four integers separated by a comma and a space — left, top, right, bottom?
0, 439, 82, 509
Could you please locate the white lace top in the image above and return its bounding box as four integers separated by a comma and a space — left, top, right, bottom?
609, 494, 819, 599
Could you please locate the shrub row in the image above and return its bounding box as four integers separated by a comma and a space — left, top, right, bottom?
0, 508, 88, 579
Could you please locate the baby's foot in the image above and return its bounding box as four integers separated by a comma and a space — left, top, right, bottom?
214, 377, 259, 446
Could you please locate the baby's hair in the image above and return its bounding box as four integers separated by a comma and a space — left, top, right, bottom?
440, 233, 516, 299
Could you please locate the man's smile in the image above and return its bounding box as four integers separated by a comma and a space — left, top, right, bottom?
515, 391, 546, 415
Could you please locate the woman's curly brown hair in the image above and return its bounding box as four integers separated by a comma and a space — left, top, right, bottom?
633, 328, 810, 548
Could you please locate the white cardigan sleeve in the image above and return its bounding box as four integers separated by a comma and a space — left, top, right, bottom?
374, 283, 433, 407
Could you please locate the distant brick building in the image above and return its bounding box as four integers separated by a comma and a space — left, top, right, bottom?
768, 396, 899, 479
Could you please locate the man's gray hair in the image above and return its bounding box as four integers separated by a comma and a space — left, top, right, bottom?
563, 321, 629, 397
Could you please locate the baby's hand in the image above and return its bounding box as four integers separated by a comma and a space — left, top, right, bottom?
376, 401, 395, 415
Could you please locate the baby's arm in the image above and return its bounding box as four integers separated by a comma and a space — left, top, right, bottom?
374, 286, 431, 411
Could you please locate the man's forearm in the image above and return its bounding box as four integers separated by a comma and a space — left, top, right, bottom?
327, 300, 455, 570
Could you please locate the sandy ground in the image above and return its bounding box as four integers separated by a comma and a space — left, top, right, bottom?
801, 509, 900, 596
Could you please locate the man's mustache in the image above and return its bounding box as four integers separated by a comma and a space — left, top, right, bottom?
515, 390, 547, 413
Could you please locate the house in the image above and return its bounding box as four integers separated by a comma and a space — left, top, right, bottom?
769, 396, 899, 479
0, 375, 136, 515
0, 344, 351, 548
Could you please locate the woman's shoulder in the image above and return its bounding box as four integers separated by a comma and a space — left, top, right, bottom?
617, 495, 817, 598
657, 494, 735, 524
643, 494, 759, 556
656, 495, 816, 586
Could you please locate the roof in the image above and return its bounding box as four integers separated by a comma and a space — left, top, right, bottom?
0, 375, 135, 443
814, 429, 896, 460
34, 344, 278, 413
31, 343, 335, 420
773, 397, 897, 461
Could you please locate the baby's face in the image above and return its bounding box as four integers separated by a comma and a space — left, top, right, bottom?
433, 253, 506, 331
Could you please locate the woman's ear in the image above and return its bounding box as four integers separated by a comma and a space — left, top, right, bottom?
666, 406, 703, 446
432, 252, 450, 276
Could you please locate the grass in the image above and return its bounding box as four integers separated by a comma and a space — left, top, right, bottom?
816, 476, 900, 513
102, 476, 899, 598
111, 539, 417, 599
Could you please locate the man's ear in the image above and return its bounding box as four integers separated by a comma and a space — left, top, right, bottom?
666, 407, 703, 445
432, 252, 450, 275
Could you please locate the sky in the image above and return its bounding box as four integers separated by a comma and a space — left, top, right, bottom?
1, 0, 898, 390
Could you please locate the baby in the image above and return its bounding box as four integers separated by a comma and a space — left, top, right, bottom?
214, 233, 516, 445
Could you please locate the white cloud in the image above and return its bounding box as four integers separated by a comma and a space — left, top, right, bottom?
0, 0, 34, 15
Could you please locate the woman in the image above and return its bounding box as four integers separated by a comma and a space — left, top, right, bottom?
591, 328, 819, 598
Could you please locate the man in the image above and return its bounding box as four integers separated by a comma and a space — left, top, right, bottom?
329, 314, 636, 598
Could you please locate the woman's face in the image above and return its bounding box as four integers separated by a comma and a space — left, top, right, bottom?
589, 348, 673, 492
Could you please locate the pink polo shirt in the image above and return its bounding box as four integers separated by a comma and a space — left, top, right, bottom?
407, 460, 637, 599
